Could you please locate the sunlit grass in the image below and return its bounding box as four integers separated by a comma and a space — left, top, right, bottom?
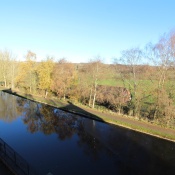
99, 79, 124, 87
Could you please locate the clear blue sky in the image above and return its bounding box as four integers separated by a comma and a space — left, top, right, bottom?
0, 0, 175, 63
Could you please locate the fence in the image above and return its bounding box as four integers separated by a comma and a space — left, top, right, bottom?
0, 138, 36, 175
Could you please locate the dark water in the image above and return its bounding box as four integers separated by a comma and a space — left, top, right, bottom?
0, 91, 175, 175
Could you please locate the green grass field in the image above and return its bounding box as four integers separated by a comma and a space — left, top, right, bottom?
99, 79, 124, 86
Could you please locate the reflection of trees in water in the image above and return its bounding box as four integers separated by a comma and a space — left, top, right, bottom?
16, 98, 105, 159
40, 105, 78, 138
16, 97, 78, 138
17, 98, 41, 133
0, 91, 21, 122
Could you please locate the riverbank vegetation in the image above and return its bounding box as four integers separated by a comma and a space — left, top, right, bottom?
1, 29, 175, 129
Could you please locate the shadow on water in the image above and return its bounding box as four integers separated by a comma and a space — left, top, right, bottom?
1, 90, 175, 175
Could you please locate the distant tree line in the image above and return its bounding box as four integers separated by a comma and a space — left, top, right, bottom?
0, 29, 175, 127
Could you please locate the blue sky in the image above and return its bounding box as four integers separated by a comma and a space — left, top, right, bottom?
0, 0, 175, 63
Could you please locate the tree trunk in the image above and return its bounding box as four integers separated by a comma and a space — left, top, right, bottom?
11, 61, 15, 89
11, 79, 14, 89
92, 92, 96, 108
92, 77, 98, 109
63, 93, 66, 100
118, 104, 121, 114
3, 75, 7, 87
89, 87, 92, 107
153, 105, 159, 119
45, 89, 48, 98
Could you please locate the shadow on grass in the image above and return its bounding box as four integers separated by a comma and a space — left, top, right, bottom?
2, 88, 104, 123
59, 101, 104, 122
2, 88, 34, 101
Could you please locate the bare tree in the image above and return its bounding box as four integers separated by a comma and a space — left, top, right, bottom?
85, 58, 105, 108
149, 33, 175, 120
0, 50, 17, 88
114, 48, 144, 116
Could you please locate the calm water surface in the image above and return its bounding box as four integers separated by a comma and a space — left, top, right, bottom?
0, 91, 175, 175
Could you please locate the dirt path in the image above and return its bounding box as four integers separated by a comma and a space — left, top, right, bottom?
78, 105, 175, 141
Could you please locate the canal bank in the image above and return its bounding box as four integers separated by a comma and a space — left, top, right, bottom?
1, 88, 175, 142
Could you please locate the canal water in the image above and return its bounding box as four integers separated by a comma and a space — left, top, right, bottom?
0, 91, 175, 175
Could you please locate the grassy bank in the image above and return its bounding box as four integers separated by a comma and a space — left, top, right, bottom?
1, 87, 175, 142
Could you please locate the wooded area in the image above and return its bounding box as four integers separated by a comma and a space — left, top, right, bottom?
1, 30, 175, 127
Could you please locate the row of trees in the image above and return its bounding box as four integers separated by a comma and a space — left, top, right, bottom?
114, 30, 175, 126
0, 51, 114, 107
0, 30, 175, 127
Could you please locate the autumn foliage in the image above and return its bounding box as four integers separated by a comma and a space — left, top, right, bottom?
1, 30, 175, 127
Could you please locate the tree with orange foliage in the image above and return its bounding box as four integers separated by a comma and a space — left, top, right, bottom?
51, 58, 77, 99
